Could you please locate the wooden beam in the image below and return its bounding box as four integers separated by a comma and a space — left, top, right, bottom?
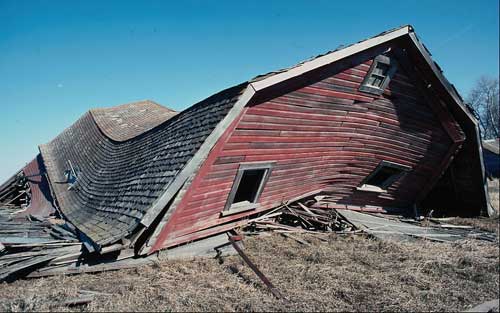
228, 234, 287, 301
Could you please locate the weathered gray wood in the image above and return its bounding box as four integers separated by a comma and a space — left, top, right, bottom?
0, 254, 56, 280
160, 233, 237, 260
336, 210, 495, 242
51, 295, 93, 307
0, 237, 62, 245
465, 299, 499, 312
0, 244, 80, 260
228, 234, 287, 301
26, 256, 158, 278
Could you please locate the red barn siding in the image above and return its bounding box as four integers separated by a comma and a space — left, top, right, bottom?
152, 53, 461, 251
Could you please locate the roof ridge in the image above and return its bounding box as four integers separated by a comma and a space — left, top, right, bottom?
90, 99, 176, 113
250, 25, 412, 84
89, 100, 179, 142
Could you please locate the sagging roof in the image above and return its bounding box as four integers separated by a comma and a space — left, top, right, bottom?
39, 86, 247, 246
34, 24, 490, 249
91, 100, 178, 142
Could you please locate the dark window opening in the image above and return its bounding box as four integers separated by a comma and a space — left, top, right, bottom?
233, 169, 267, 204
224, 162, 274, 213
366, 62, 390, 88
359, 55, 397, 95
359, 161, 411, 192
365, 166, 403, 188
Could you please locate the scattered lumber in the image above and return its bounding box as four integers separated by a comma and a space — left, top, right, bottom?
0, 205, 84, 282
0, 202, 159, 281
240, 195, 497, 244
242, 198, 355, 236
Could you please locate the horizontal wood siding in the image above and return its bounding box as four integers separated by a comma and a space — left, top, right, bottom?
154, 51, 459, 250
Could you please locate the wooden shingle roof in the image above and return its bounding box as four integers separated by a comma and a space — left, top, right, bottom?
39, 85, 247, 246
91, 100, 178, 142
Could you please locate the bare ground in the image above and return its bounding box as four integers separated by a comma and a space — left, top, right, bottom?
0, 217, 499, 312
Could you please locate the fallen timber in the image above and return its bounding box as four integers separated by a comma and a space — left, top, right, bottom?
239, 196, 498, 244
1, 194, 497, 282
228, 234, 287, 301
0, 204, 156, 282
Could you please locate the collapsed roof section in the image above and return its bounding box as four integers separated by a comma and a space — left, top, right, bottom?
13, 24, 490, 250
0, 155, 55, 217
39, 86, 247, 247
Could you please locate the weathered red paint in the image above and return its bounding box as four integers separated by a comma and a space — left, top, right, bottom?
18, 155, 55, 217
150, 107, 249, 252
151, 48, 464, 251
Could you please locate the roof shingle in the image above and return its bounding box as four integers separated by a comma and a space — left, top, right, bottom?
91, 100, 178, 142
40, 85, 247, 246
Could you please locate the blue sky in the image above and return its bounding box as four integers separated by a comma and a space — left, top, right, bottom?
0, 0, 498, 182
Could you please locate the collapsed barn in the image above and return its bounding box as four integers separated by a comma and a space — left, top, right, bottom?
0, 25, 497, 280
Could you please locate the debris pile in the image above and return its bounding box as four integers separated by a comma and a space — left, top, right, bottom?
241, 196, 497, 244
243, 196, 357, 236
0, 204, 157, 282
1, 194, 497, 283
0, 173, 31, 210
0, 207, 82, 282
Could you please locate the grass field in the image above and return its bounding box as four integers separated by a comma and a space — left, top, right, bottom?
0, 217, 498, 312
488, 178, 499, 213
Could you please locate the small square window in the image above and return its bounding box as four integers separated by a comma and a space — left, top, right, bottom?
359, 55, 398, 95
223, 162, 274, 215
233, 169, 267, 204
357, 161, 410, 193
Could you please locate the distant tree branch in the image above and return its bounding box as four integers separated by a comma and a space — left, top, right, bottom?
467, 76, 499, 139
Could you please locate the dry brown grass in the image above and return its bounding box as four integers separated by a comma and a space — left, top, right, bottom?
488, 178, 499, 214
1, 218, 499, 312
447, 217, 500, 236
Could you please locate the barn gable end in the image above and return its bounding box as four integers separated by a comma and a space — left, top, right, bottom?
147, 30, 481, 252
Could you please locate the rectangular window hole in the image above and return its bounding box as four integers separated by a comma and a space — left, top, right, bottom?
223, 162, 274, 215
365, 166, 403, 188
233, 169, 267, 204
357, 161, 411, 193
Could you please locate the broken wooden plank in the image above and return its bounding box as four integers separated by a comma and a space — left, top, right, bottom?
438, 224, 474, 229
0, 237, 61, 245
280, 233, 311, 245
228, 234, 287, 301
298, 202, 316, 216
0, 254, 56, 281
50, 295, 93, 308
26, 255, 157, 278
465, 298, 499, 312
336, 210, 496, 243
79, 289, 113, 296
